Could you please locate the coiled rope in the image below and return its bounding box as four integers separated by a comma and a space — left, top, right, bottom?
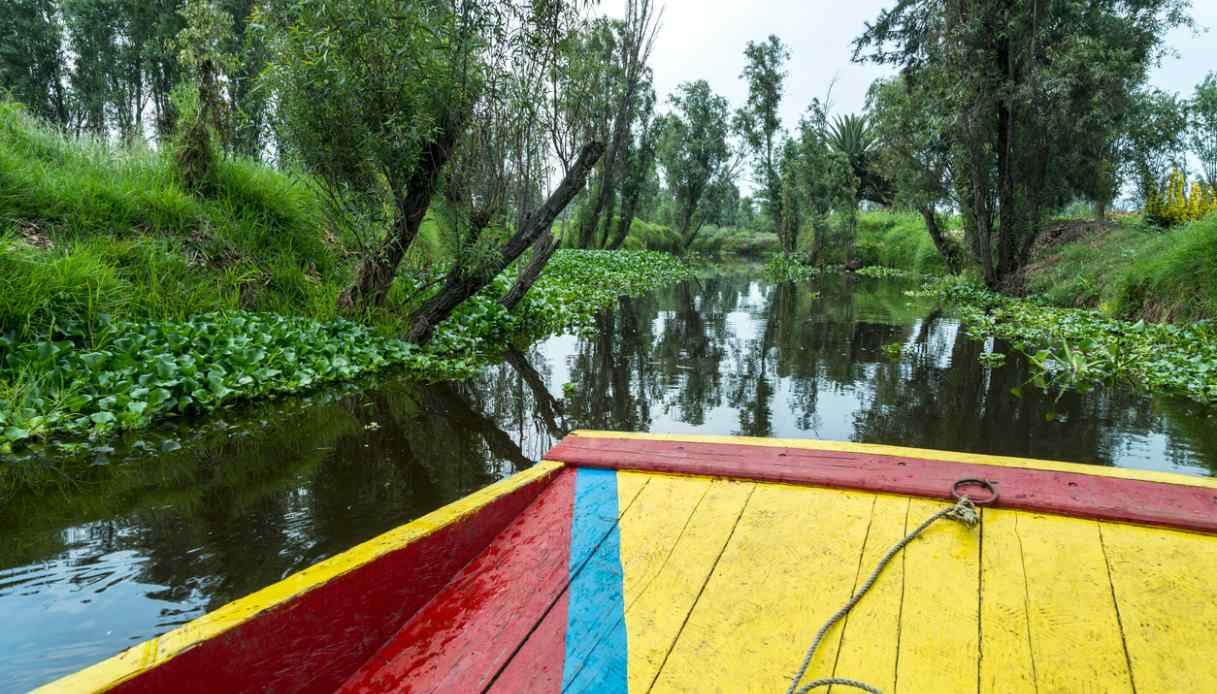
785, 479, 996, 694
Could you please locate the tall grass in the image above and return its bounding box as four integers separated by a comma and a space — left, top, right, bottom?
0, 101, 343, 339
1026, 215, 1217, 322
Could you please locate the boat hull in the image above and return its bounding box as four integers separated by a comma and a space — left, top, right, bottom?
39, 432, 1217, 693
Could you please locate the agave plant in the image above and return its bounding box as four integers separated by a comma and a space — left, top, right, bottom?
826, 113, 877, 164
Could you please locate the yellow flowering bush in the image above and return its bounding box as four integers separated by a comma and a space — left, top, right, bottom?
1145, 168, 1217, 227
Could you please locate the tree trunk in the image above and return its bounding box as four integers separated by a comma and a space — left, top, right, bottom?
966, 131, 997, 288
337, 129, 459, 311
810, 215, 828, 265
407, 142, 605, 344
1094, 198, 1107, 222
500, 231, 560, 311
607, 189, 641, 250
681, 220, 706, 252
919, 206, 960, 275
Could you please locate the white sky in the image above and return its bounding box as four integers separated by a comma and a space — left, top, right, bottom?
600, 0, 1217, 179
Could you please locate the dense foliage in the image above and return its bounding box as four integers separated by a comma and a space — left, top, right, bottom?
0, 250, 690, 454
933, 280, 1217, 406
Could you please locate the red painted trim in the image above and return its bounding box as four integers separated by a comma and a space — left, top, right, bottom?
337, 469, 577, 694
545, 437, 1217, 534
109, 467, 560, 694
487, 590, 570, 693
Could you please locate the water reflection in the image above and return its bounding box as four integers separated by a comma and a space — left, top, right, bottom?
3, 271, 1216, 691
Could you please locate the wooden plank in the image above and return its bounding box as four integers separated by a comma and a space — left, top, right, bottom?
977, 509, 1036, 694
48, 461, 564, 694
1016, 513, 1132, 692
488, 470, 650, 693
650, 484, 873, 693
619, 477, 754, 692
568, 430, 1217, 490
896, 498, 980, 693
334, 468, 579, 693
559, 468, 629, 692
545, 436, 1217, 534
1101, 522, 1217, 693
828, 495, 909, 693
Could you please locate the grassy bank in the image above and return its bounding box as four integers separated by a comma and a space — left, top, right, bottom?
619, 219, 781, 257
0, 105, 692, 455
1023, 215, 1217, 323
0, 103, 346, 337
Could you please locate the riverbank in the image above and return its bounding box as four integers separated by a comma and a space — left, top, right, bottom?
0, 250, 689, 457
0, 106, 692, 456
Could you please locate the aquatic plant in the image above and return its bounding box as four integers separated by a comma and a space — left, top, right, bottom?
976, 350, 1007, 368
1, 250, 690, 454
930, 279, 1217, 405
764, 254, 821, 281
854, 265, 923, 280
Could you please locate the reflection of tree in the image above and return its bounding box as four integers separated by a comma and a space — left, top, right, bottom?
0, 372, 542, 660
502, 347, 566, 439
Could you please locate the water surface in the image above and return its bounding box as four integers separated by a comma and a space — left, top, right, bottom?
3, 270, 1214, 691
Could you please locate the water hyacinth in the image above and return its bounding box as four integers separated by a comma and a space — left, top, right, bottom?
1, 250, 691, 454
929, 279, 1217, 405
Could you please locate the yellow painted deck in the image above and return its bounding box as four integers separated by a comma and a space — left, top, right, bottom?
604, 470, 1217, 693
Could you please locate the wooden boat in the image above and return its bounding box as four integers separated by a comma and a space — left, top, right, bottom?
40, 431, 1217, 693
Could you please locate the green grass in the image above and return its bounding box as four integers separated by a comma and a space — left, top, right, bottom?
1024, 215, 1217, 322
0, 101, 344, 338
843, 210, 954, 275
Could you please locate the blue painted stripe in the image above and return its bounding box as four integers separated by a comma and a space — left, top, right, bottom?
561, 468, 629, 692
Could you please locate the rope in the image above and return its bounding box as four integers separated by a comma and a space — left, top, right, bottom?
785, 496, 982, 694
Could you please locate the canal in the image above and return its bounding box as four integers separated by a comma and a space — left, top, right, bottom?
3, 270, 1215, 691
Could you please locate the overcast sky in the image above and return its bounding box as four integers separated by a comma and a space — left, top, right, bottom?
600, 1, 1217, 154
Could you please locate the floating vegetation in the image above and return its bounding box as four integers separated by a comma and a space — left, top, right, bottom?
976, 350, 1007, 368
764, 254, 820, 281
854, 266, 924, 280
1, 250, 690, 454
930, 279, 1217, 405
882, 342, 905, 359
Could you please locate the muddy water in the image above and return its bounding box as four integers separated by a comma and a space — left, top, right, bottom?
3, 270, 1214, 691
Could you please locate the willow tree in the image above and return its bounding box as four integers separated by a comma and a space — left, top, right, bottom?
791, 101, 855, 264
1192, 73, 1217, 189
656, 80, 733, 251
734, 35, 789, 236
866, 76, 961, 273
854, 0, 1190, 289
266, 0, 603, 341
0, 0, 68, 126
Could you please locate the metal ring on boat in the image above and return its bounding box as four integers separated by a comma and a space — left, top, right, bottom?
951, 478, 999, 505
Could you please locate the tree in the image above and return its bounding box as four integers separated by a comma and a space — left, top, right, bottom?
656, 80, 733, 250
0, 0, 68, 126
866, 76, 961, 273
855, 0, 1190, 289
265, 0, 603, 341
734, 35, 789, 235
1124, 88, 1190, 203
1192, 73, 1217, 189
790, 101, 855, 264
264, 0, 479, 311
172, 0, 236, 193
606, 79, 659, 250
576, 0, 660, 249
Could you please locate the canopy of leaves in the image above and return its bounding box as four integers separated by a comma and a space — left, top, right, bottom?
656, 80, 732, 242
